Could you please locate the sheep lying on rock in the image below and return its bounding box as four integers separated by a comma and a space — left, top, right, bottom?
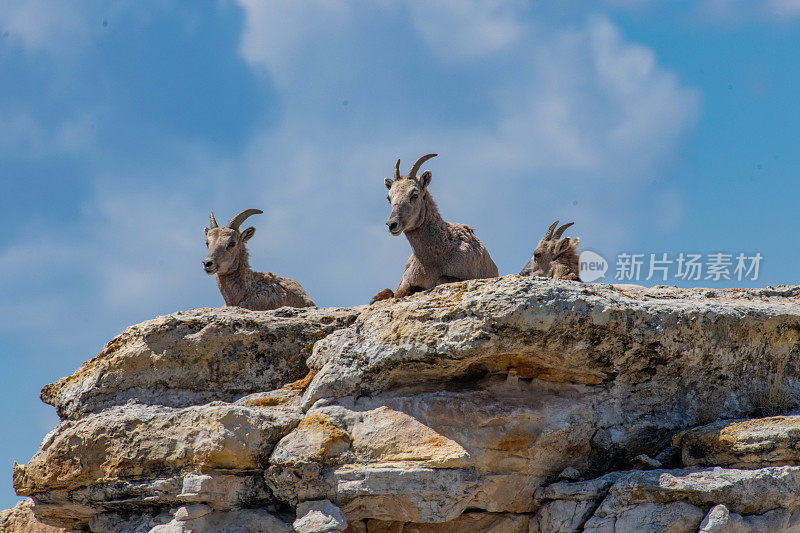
371, 153, 498, 303
203, 209, 315, 310
519, 220, 581, 281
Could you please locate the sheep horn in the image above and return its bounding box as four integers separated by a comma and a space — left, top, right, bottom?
407, 153, 437, 180
544, 220, 559, 241
209, 212, 219, 229
227, 209, 264, 231
553, 222, 574, 240
394, 159, 401, 180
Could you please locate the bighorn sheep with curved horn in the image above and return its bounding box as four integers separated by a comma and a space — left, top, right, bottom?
520, 220, 581, 281
203, 209, 315, 310
371, 153, 499, 302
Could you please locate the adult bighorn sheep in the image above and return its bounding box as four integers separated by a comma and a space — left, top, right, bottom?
203, 209, 315, 310
519, 220, 581, 281
371, 154, 499, 303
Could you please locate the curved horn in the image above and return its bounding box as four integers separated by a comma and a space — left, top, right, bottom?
394, 159, 401, 180
227, 209, 263, 231
407, 153, 437, 180
209, 212, 219, 229
553, 222, 574, 240
544, 220, 559, 241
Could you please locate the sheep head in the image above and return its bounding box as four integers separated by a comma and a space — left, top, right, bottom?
202, 209, 263, 275
384, 153, 437, 235
523, 221, 580, 279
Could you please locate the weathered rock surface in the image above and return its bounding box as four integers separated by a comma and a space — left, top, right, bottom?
535, 466, 800, 532
294, 499, 347, 532
7, 277, 800, 532
0, 498, 66, 532
41, 306, 360, 419
674, 414, 800, 469
15, 403, 298, 496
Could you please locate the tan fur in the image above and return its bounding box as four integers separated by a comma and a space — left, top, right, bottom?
203, 211, 315, 310
520, 220, 581, 281
372, 154, 498, 302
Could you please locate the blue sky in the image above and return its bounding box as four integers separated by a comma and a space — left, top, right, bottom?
1, 0, 800, 509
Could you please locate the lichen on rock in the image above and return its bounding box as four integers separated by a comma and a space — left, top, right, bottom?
6, 276, 800, 532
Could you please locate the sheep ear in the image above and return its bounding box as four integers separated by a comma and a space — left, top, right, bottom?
555, 238, 571, 256
384, 178, 394, 190
241, 226, 256, 242
419, 170, 432, 189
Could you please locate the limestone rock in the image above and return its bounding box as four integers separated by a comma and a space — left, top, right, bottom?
593, 466, 800, 516
356, 512, 530, 532
531, 472, 626, 533
304, 280, 800, 416
12, 402, 297, 529
172, 504, 211, 521
697, 503, 800, 533
294, 499, 347, 533
266, 397, 551, 517
535, 466, 800, 533
14, 402, 297, 495
41, 306, 360, 419
8, 277, 800, 531
89, 507, 294, 533
674, 415, 800, 468
0, 499, 67, 533
584, 501, 706, 533
698, 504, 732, 533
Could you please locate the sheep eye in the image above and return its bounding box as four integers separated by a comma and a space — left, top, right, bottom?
410, 193, 419, 200
227, 241, 236, 248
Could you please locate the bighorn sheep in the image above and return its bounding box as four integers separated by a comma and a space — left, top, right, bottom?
203, 209, 315, 310
371, 154, 499, 302
519, 220, 581, 281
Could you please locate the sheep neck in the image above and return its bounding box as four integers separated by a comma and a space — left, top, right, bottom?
215, 249, 253, 307
403, 193, 450, 266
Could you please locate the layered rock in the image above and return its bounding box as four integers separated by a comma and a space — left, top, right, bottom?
6, 277, 800, 532
41, 306, 360, 419
673, 415, 800, 469
0, 499, 66, 532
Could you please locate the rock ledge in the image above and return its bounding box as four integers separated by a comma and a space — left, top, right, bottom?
5, 277, 800, 532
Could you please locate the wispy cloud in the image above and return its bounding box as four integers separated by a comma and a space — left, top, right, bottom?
236, 0, 353, 86
0, 111, 102, 158
0, 1, 701, 340
406, 0, 528, 60
0, 0, 90, 56
766, 0, 800, 18
233, 2, 699, 261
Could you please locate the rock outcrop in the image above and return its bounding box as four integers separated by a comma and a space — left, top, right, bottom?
5, 277, 800, 532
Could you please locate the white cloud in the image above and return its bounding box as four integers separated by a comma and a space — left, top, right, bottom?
236, 0, 353, 86
482, 17, 699, 178
0, 111, 102, 158
764, 0, 800, 18
0, 0, 89, 56
0, 2, 702, 343
234, 2, 698, 177
406, 0, 527, 60
223, 9, 701, 298
226, 3, 702, 279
